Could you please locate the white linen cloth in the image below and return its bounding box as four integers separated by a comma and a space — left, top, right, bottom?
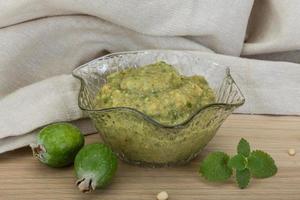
1, 0, 300, 153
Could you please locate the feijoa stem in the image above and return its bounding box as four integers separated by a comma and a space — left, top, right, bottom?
30, 143, 46, 160
76, 177, 96, 193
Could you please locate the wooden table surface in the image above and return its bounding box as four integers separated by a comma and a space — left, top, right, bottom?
1, 114, 299, 200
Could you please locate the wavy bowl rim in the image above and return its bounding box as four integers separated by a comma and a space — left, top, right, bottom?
72, 50, 245, 128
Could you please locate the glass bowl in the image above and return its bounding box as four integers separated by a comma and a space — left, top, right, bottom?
73, 50, 245, 167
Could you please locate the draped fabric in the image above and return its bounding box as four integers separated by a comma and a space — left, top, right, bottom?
1, 0, 300, 153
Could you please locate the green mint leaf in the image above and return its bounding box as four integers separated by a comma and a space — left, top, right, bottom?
248, 150, 277, 178
236, 168, 251, 189
199, 152, 232, 182
237, 138, 251, 157
228, 154, 247, 170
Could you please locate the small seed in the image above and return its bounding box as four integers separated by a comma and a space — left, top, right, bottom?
157, 191, 168, 200
288, 148, 296, 156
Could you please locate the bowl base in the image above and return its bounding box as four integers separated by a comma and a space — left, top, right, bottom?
115, 151, 201, 168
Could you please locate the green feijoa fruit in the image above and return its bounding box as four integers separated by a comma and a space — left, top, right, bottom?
30, 123, 84, 167
74, 143, 118, 193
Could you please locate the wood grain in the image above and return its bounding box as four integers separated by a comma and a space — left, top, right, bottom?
0, 114, 299, 200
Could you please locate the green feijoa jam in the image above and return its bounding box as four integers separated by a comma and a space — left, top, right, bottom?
30, 123, 84, 167
94, 61, 215, 126
74, 143, 118, 193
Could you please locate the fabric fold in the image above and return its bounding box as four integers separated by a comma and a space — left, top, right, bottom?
0, 75, 82, 139
0, 0, 254, 55
243, 0, 300, 56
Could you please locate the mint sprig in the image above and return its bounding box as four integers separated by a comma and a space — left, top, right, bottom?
199, 138, 277, 189
199, 152, 232, 182
237, 138, 250, 157
248, 150, 277, 178
236, 168, 251, 189
228, 154, 247, 171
